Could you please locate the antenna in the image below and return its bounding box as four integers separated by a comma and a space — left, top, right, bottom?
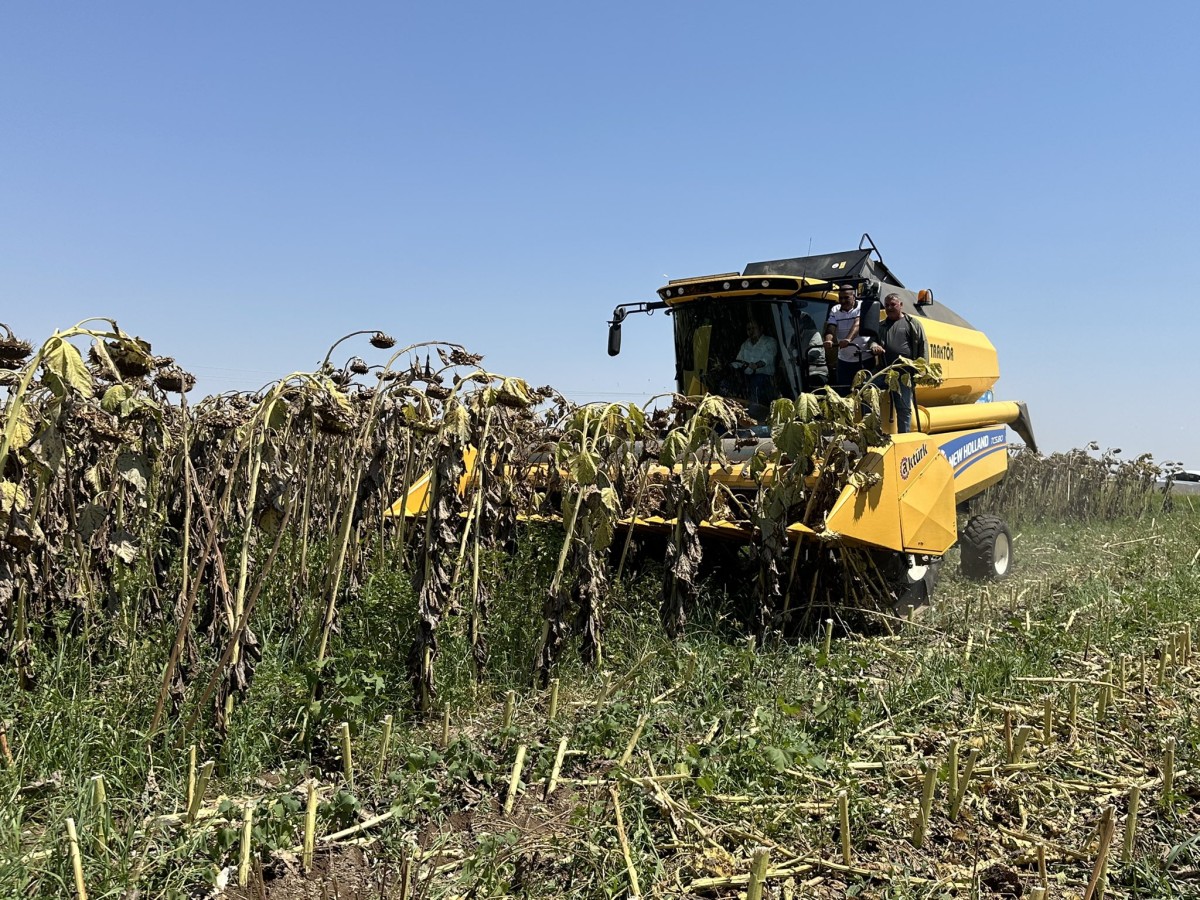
800, 237, 813, 287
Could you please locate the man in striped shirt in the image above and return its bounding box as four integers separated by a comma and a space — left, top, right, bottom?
824, 284, 871, 386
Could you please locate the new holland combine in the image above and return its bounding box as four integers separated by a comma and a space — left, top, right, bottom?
394, 236, 1035, 613
605, 235, 1036, 605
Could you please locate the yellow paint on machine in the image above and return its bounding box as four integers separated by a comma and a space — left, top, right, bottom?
917, 400, 1022, 434
826, 433, 958, 554
913, 318, 999, 406
932, 427, 1009, 503
824, 424, 1009, 554
389, 423, 1009, 555
386, 446, 478, 518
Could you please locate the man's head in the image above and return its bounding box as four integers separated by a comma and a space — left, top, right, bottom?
746, 319, 763, 341
884, 293, 904, 320
838, 284, 857, 309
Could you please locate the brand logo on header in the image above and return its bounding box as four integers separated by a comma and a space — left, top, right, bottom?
899, 444, 929, 480
945, 434, 1000, 469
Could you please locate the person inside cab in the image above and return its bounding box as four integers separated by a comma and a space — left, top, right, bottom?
794, 311, 828, 390
730, 317, 778, 411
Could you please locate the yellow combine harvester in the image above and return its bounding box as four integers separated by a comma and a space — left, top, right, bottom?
393, 236, 1035, 610
605, 235, 1036, 600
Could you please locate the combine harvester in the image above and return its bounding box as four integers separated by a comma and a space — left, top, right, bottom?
605, 235, 1037, 608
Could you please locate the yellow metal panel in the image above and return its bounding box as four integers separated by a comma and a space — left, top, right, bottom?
681, 324, 713, 395
917, 401, 1021, 434
387, 470, 432, 518
898, 449, 957, 554
825, 432, 959, 555
931, 427, 1009, 505
385, 446, 478, 518
913, 319, 999, 406
825, 445, 903, 551
829, 428, 1007, 552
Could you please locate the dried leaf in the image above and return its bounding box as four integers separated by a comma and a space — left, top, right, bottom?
117, 451, 150, 494
41, 336, 94, 398
108, 529, 139, 564
0, 480, 29, 514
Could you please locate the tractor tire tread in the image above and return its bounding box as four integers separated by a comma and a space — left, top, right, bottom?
960, 514, 1011, 581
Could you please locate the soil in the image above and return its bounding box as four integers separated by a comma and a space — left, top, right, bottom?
220, 846, 392, 900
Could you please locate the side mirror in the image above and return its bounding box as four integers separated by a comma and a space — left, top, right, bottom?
607, 321, 622, 356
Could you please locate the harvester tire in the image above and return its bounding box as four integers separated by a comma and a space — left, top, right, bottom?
960, 515, 1012, 581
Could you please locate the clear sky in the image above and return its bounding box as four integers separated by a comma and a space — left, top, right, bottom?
3, 2, 1197, 464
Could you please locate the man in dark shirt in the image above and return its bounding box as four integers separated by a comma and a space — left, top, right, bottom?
794, 311, 829, 389
868, 293, 927, 433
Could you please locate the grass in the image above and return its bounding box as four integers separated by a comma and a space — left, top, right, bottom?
2, 503, 1199, 898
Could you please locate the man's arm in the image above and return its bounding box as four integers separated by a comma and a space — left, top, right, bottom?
733, 340, 749, 369
845, 318, 860, 346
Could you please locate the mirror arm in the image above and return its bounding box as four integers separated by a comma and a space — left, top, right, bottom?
609, 300, 668, 325
607, 301, 668, 357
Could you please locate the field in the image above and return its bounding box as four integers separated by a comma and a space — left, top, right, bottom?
1, 324, 1198, 898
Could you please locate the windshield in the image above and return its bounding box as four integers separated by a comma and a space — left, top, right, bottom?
672, 297, 833, 420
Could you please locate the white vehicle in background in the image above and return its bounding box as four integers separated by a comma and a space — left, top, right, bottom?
1160, 469, 1200, 494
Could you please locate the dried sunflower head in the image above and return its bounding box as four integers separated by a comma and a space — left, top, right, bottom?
87, 363, 116, 383
76, 405, 127, 443
448, 348, 484, 367
0, 336, 32, 363
154, 368, 196, 394
201, 408, 246, 431
349, 358, 369, 375
91, 338, 154, 378
370, 332, 396, 350
495, 387, 529, 409
316, 409, 354, 436
424, 383, 451, 401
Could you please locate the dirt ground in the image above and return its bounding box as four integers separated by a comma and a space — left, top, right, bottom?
222, 846, 394, 900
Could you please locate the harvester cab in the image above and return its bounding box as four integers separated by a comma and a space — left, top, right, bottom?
612, 235, 999, 425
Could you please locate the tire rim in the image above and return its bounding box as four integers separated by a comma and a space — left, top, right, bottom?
992, 532, 1011, 576
906, 555, 928, 583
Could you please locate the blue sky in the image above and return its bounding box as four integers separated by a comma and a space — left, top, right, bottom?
3, 2, 1197, 464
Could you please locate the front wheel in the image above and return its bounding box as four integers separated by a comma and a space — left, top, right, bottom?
959, 514, 1013, 580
